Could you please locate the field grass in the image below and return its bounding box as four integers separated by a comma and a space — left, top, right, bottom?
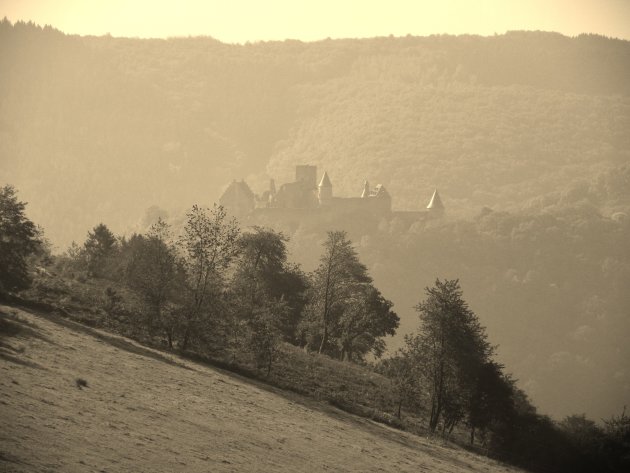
0, 303, 524, 472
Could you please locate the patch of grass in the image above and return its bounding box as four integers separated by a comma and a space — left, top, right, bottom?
206, 343, 425, 430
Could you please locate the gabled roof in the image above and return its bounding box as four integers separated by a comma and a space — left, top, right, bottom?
427, 189, 444, 210
220, 180, 254, 201
318, 171, 332, 187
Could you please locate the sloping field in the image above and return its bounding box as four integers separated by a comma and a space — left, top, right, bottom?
0, 304, 522, 473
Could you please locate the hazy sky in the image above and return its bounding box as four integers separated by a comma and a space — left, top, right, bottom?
2, 0, 630, 42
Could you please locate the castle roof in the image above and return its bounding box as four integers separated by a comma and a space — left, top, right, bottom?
222, 179, 255, 199
318, 171, 332, 187
361, 180, 370, 198
427, 189, 444, 210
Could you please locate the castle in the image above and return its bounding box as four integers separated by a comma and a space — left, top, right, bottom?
219, 165, 444, 229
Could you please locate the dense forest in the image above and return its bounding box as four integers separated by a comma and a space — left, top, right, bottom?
1, 20, 629, 245
1, 20, 629, 423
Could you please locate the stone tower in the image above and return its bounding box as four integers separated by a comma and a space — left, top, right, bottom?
318, 171, 332, 206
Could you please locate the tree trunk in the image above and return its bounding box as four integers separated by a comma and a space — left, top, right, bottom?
266, 355, 272, 377
182, 324, 190, 351
318, 323, 328, 354
429, 393, 442, 432
470, 426, 475, 445
447, 419, 457, 437
397, 398, 403, 419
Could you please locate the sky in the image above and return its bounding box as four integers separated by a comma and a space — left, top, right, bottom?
2, 0, 630, 42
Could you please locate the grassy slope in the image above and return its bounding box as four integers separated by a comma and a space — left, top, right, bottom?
0, 304, 523, 473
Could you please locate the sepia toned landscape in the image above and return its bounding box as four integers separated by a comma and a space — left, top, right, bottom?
1, 1, 630, 472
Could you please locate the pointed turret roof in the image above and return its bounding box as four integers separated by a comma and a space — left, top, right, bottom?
318, 171, 332, 187
361, 180, 370, 198
427, 189, 444, 210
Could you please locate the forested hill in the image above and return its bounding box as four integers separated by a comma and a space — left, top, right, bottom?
1, 19, 629, 247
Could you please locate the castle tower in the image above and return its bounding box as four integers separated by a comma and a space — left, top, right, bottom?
426, 189, 445, 217
295, 165, 317, 189
318, 171, 332, 206
219, 179, 255, 216
361, 180, 370, 198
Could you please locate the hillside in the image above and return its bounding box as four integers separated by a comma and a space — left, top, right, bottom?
0, 303, 524, 473
1, 21, 629, 247
1, 20, 629, 424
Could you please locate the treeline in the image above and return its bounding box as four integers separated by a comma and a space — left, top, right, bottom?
53, 205, 399, 370
378, 280, 630, 472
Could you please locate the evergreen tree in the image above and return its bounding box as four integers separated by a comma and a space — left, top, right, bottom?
0, 185, 42, 292
83, 223, 117, 278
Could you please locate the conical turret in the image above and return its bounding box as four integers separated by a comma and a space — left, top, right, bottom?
361, 180, 370, 198
427, 189, 444, 216
318, 171, 332, 188
318, 171, 332, 205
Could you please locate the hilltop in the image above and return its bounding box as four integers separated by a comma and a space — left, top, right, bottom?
0, 303, 524, 473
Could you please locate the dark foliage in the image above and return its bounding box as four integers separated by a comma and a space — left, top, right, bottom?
0, 185, 43, 292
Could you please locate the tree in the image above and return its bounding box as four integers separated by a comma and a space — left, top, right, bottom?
84, 223, 117, 277
124, 219, 182, 347
232, 227, 288, 316
0, 185, 42, 292
306, 231, 371, 354
179, 204, 240, 350
378, 347, 420, 419
603, 407, 630, 472
245, 298, 288, 376
231, 227, 307, 343
336, 285, 399, 361
467, 361, 513, 445
409, 279, 492, 433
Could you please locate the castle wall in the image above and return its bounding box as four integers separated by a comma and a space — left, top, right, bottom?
329, 197, 391, 215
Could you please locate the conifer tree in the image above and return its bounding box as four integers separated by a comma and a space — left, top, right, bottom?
0, 185, 42, 292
